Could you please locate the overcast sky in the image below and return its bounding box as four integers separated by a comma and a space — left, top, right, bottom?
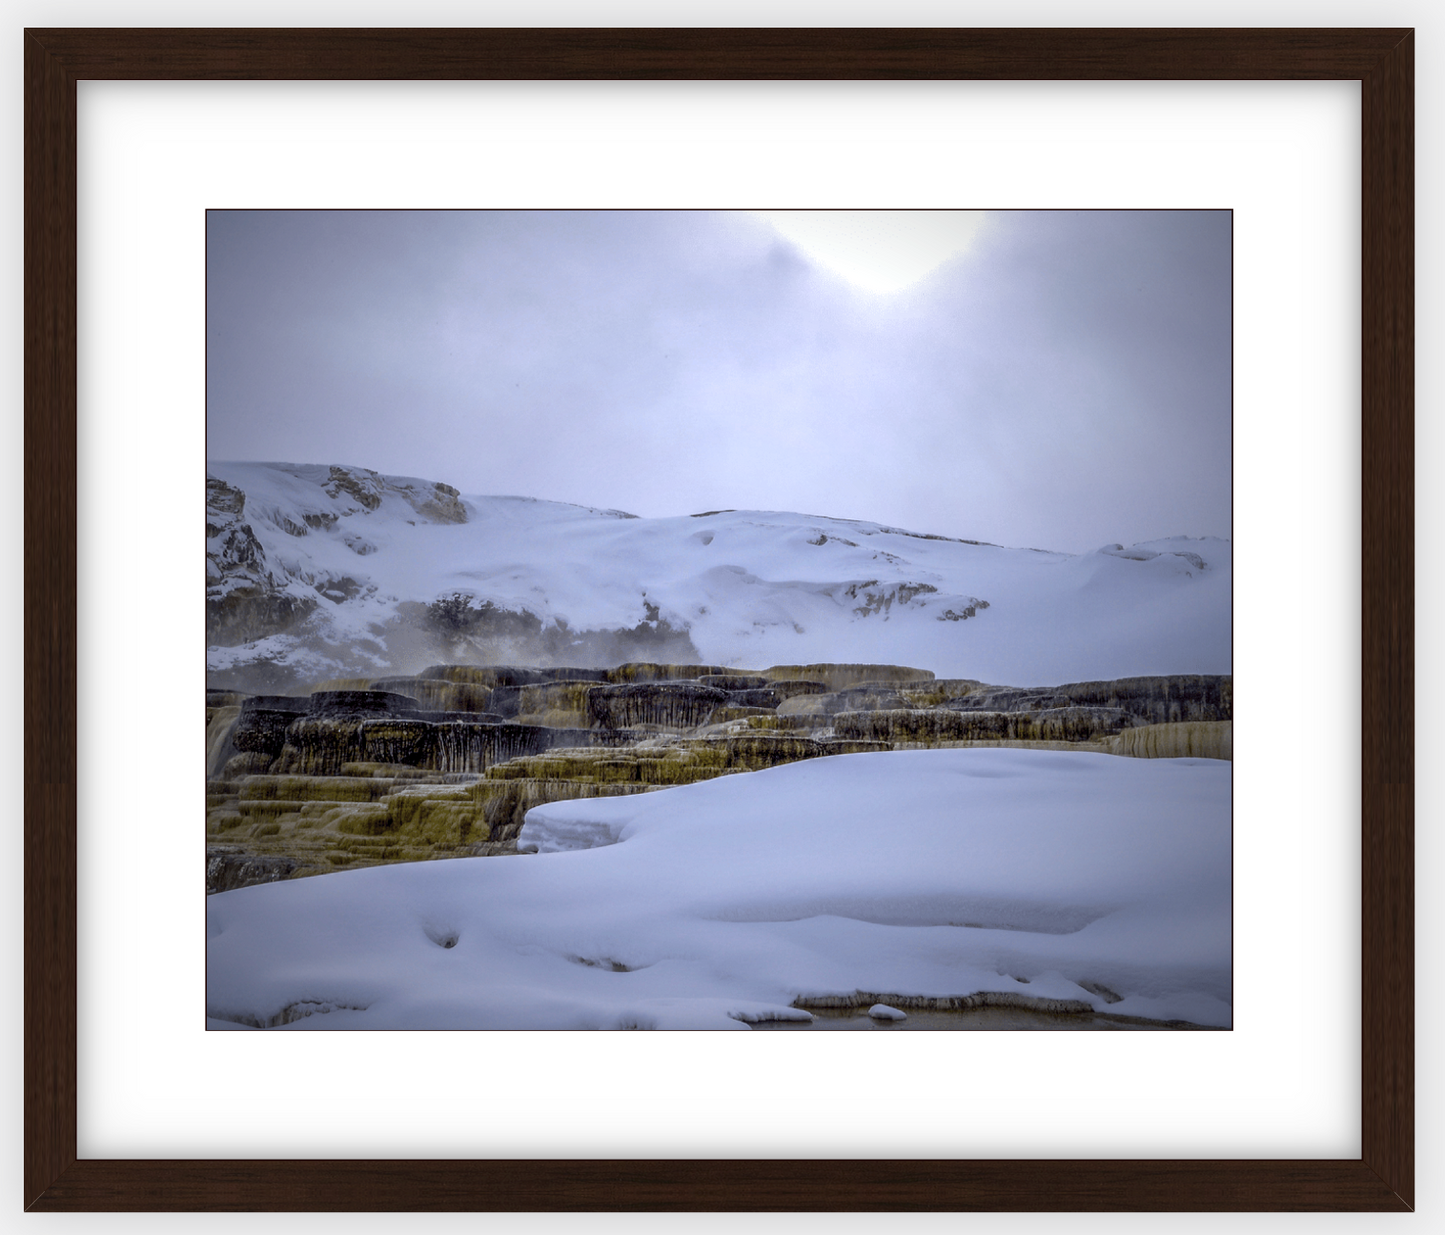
207, 209, 1230, 554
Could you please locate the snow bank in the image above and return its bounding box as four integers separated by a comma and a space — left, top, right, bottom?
207, 748, 1231, 1030
206, 462, 1231, 685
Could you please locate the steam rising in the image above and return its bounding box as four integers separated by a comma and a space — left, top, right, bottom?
207, 210, 1231, 556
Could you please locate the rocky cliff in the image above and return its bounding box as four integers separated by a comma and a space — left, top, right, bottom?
207, 465, 468, 649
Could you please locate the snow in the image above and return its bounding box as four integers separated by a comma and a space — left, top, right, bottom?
205, 464, 1233, 1033
206, 461, 1231, 685
207, 747, 1232, 1031
868, 1004, 907, 1020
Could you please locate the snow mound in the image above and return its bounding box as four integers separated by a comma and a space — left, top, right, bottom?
207, 748, 1232, 1031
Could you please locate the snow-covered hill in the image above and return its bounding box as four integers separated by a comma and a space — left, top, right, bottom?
207, 461, 1231, 690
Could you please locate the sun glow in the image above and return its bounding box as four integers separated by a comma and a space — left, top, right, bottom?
753, 210, 989, 294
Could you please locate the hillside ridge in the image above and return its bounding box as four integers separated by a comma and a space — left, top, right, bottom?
207, 460, 1231, 692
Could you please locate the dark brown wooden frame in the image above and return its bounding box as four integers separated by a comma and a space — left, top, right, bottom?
24, 28, 1413, 1212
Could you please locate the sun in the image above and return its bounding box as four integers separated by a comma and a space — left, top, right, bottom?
752, 210, 988, 294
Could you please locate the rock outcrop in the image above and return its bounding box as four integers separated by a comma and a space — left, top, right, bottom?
206, 464, 470, 651
207, 661, 1232, 891
1109, 720, 1232, 761
944, 675, 1231, 725
586, 682, 730, 731
833, 705, 1137, 745
206, 478, 319, 645
759, 663, 935, 691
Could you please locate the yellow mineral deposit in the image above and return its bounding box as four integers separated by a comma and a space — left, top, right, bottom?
1109, 721, 1233, 761
206, 662, 1232, 890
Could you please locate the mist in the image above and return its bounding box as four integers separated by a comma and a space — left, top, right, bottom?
207, 209, 1231, 555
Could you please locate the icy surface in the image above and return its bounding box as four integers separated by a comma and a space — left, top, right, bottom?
206, 748, 1232, 1031
206, 461, 1230, 684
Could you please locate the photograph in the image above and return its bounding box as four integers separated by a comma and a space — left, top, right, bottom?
203, 207, 1233, 1032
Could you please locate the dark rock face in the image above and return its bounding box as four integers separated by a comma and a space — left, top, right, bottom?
275, 717, 436, 776
486, 686, 524, 718
206, 476, 246, 519
698, 674, 769, 691
206, 476, 321, 645
357, 719, 438, 769
324, 465, 384, 511
232, 693, 424, 761
945, 686, 1068, 712
844, 580, 946, 618
320, 465, 470, 525
587, 682, 729, 730
207, 590, 318, 647
606, 663, 729, 683
232, 698, 312, 758
411, 479, 468, 524
728, 688, 782, 709
270, 711, 637, 778
833, 706, 1136, 744
272, 718, 368, 776
761, 663, 935, 690
776, 686, 917, 717
1029, 707, 1135, 742
244, 695, 313, 710
206, 512, 261, 569
207, 849, 298, 894
205, 467, 475, 658
428, 724, 621, 776
1053, 676, 1230, 723
948, 675, 1231, 725
307, 690, 421, 718
765, 679, 831, 700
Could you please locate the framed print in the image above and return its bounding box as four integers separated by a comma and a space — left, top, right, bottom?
24, 29, 1412, 1210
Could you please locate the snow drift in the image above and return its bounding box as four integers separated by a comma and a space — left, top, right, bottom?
206, 747, 1232, 1031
